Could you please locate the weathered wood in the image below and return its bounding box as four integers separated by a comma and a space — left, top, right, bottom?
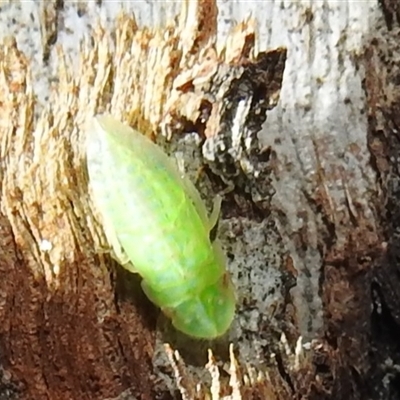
0, 1, 399, 399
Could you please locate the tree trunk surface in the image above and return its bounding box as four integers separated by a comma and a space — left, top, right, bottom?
0, 1, 399, 400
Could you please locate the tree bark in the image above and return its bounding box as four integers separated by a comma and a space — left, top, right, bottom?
0, 1, 399, 400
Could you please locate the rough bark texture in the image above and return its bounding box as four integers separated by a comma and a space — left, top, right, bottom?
364, 1, 400, 399
0, 1, 400, 400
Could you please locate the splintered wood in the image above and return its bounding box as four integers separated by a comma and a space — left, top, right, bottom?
164, 340, 307, 400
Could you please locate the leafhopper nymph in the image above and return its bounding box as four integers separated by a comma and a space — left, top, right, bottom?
86, 115, 235, 338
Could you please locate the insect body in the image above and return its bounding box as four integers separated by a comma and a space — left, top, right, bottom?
86, 115, 235, 338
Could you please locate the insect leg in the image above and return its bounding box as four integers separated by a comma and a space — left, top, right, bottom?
209, 195, 221, 242
173, 153, 222, 240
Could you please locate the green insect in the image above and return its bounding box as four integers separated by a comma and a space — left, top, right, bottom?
86, 114, 235, 338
